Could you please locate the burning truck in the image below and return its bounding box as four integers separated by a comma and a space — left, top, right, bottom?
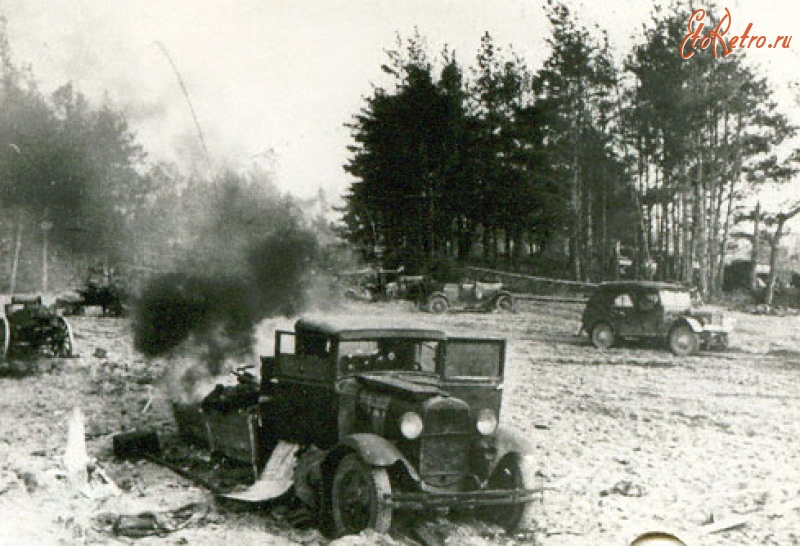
177, 316, 539, 537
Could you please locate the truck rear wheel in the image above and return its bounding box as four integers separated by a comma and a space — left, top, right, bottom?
331, 453, 392, 536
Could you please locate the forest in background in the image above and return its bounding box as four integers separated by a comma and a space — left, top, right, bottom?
1, 3, 799, 300
340, 1, 800, 296
0, 16, 338, 296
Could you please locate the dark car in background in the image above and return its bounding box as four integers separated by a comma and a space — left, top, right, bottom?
580, 281, 732, 356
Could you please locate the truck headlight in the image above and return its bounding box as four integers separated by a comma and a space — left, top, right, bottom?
476, 409, 498, 435
400, 412, 424, 439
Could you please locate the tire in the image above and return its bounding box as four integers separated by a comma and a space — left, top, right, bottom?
669, 325, 698, 356
427, 295, 449, 315
495, 294, 514, 312
590, 322, 615, 349
331, 453, 392, 537
479, 454, 537, 533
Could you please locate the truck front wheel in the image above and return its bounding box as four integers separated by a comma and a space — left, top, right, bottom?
331, 453, 392, 536
479, 453, 537, 533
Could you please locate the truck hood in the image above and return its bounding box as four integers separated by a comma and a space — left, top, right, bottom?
354, 373, 445, 400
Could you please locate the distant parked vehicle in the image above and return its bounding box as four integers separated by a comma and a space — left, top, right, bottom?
342, 267, 427, 303
1, 295, 75, 358
580, 281, 731, 356
417, 280, 514, 314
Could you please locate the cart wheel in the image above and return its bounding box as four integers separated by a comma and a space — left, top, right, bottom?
331, 453, 392, 536
478, 453, 537, 533
0, 317, 9, 359
52, 317, 75, 357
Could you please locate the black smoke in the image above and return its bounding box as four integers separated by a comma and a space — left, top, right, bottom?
133, 227, 317, 362
133, 171, 318, 366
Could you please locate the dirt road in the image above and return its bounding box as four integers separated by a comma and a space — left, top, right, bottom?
0, 301, 798, 545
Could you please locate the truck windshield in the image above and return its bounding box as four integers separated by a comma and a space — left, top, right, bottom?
443, 339, 503, 379
338, 339, 439, 374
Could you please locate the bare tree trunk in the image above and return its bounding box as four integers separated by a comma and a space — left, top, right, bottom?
572, 154, 582, 281
717, 183, 736, 295
682, 176, 693, 282
696, 151, 708, 295
10, 211, 23, 295
751, 202, 761, 293
765, 217, 785, 307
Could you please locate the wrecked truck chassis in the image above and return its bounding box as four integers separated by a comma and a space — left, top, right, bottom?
180, 317, 539, 536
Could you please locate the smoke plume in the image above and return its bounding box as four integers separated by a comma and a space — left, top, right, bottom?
132, 173, 319, 398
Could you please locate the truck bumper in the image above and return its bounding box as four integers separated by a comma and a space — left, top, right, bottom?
381, 487, 540, 510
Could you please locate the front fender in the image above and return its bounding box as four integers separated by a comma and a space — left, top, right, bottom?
338, 433, 405, 467
489, 426, 536, 476
324, 433, 422, 484
679, 317, 703, 333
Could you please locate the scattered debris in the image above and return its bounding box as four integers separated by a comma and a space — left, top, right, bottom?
600, 480, 646, 498
109, 502, 208, 538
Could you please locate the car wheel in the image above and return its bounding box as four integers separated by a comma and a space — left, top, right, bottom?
669, 325, 698, 356
495, 294, 514, 312
479, 453, 537, 533
331, 453, 392, 537
427, 295, 449, 315
590, 322, 615, 349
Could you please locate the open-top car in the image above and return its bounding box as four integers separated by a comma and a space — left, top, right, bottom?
415, 280, 514, 314
580, 281, 731, 356
191, 316, 538, 537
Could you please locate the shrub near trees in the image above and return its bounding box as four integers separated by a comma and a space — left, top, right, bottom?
341, 2, 798, 294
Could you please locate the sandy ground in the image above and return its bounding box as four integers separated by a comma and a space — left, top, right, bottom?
0, 300, 799, 545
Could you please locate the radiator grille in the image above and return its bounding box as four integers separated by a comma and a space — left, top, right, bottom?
418, 397, 471, 484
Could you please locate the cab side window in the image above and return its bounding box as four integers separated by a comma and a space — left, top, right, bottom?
637, 291, 660, 311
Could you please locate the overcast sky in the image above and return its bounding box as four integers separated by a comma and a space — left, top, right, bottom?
0, 0, 798, 206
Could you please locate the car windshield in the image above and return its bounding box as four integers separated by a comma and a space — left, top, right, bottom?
659, 290, 692, 310
338, 339, 439, 374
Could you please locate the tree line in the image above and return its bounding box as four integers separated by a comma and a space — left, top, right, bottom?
0, 17, 330, 294
340, 1, 798, 295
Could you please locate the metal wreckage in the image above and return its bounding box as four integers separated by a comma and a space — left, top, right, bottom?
0, 295, 75, 359
169, 316, 540, 537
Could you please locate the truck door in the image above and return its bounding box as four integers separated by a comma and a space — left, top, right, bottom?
268, 331, 338, 448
